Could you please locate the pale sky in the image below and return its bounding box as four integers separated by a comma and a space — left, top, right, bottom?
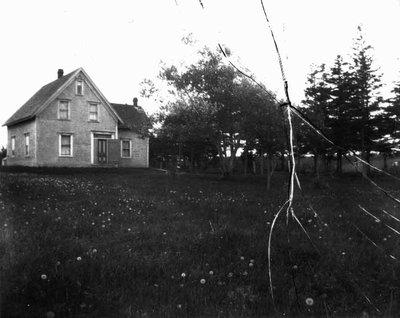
1, 0, 400, 148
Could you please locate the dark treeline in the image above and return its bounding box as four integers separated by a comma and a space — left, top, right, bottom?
148, 26, 400, 181
299, 26, 400, 178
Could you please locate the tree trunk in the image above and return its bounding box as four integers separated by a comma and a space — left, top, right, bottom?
315, 155, 321, 185
383, 153, 388, 171
360, 128, 369, 178
217, 145, 227, 177
243, 149, 248, 176
260, 155, 264, 176
362, 150, 370, 178
313, 154, 318, 174
336, 150, 342, 174
190, 147, 195, 173
266, 156, 271, 190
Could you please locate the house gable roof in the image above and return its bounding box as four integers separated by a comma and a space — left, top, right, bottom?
4, 68, 122, 127
111, 103, 151, 136
4, 69, 78, 126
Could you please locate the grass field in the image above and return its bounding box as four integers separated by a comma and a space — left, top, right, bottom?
1, 168, 400, 317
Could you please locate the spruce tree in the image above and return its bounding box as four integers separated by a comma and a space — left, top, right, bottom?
301, 64, 332, 179
349, 26, 383, 176
326, 55, 354, 173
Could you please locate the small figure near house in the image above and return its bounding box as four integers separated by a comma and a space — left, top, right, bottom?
3, 68, 151, 167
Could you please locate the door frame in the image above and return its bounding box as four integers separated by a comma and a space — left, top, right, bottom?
90, 131, 115, 164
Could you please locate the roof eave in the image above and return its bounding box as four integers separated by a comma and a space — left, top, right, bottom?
3, 115, 35, 127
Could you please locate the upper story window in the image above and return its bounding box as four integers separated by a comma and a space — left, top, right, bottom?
59, 134, 73, 157
11, 136, 15, 157
121, 139, 131, 158
25, 133, 30, 156
76, 78, 84, 95
58, 100, 70, 120
89, 103, 99, 122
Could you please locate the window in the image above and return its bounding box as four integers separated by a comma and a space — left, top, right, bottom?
59, 134, 73, 157
11, 136, 15, 156
76, 78, 83, 95
89, 103, 98, 121
121, 139, 131, 158
58, 100, 70, 120
25, 133, 30, 156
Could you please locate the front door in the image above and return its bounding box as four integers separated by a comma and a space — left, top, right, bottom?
97, 139, 107, 164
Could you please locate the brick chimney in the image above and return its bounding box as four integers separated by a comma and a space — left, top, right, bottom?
57, 69, 64, 79
133, 97, 138, 107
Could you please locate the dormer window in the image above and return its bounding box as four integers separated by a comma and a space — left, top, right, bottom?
76, 78, 83, 95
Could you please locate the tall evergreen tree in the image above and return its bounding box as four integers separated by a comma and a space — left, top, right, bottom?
349, 26, 383, 175
385, 79, 400, 140
326, 55, 354, 173
379, 79, 400, 168
301, 63, 332, 179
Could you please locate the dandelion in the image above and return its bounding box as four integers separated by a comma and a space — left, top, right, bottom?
240, 256, 245, 260
200, 278, 206, 284
305, 297, 314, 306
77, 256, 82, 261
249, 263, 254, 267
177, 304, 182, 309
181, 272, 186, 278
128, 228, 131, 231
45, 311, 55, 318
292, 265, 298, 270
209, 270, 214, 275
41, 274, 47, 280
92, 248, 97, 253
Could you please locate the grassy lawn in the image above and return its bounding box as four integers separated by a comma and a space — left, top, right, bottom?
1, 168, 400, 317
